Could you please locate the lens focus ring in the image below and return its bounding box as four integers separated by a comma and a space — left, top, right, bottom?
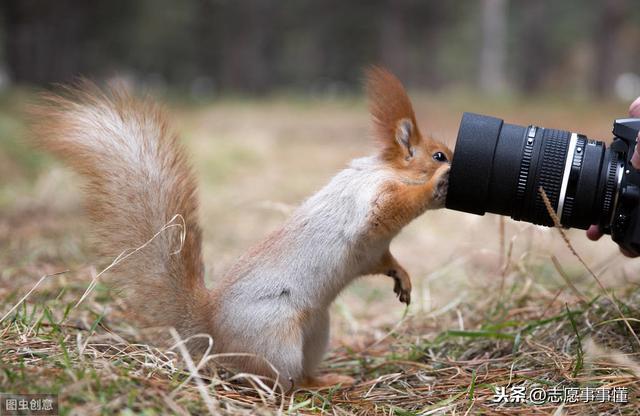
532, 129, 570, 225
514, 128, 535, 217
602, 152, 618, 220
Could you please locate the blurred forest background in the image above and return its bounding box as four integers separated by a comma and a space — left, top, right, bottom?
1, 0, 639, 99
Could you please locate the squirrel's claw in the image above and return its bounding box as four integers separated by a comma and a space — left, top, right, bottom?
388, 269, 412, 305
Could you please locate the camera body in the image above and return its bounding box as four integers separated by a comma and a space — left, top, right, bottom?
445, 113, 640, 254
608, 118, 640, 253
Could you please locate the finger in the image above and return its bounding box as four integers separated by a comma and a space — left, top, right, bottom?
620, 247, 639, 258
629, 96, 640, 118
586, 224, 603, 241
631, 133, 640, 170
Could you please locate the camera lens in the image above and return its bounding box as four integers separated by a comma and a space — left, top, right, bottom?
445, 112, 624, 229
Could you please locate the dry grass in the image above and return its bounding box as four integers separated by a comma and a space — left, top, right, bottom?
1, 90, 639, 414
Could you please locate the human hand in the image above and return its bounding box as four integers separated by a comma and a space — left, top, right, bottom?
586, 97, 640, 256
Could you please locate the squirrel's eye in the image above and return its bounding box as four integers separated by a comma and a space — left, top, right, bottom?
432, 151, 447, 162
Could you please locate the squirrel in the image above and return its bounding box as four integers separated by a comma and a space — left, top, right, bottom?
30, 67, 452, 390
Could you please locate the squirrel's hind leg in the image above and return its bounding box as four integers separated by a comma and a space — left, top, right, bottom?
302, 309, 330, 376
251, 327, 305, 392
298, 373, 355, 390
221, 307, 307, 391
298, 309, 355, 390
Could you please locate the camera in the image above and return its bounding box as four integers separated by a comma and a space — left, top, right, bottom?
446, 112, 640, 254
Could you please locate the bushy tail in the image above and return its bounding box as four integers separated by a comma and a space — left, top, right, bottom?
30, 83, 212, 342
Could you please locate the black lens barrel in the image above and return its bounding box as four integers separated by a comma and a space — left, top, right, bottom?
447, 113, 534, 219
446, 112, 612, 230
446, 113, 504, 215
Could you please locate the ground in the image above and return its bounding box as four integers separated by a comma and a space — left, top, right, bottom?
0, 89, 638, 415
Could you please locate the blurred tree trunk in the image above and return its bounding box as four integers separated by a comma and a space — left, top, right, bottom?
193, 0, 220, 85
3, 0, 87, 85
379, 0, 408, 81
518, 1, 548, 93
479, 0, 507, 94
217, 0, 276, 94
593, 0, 628, 97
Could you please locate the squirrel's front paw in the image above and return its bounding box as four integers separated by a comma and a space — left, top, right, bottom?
387, 269, 412, 305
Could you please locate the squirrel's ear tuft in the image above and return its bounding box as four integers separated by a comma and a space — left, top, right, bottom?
365, 66, 420, 162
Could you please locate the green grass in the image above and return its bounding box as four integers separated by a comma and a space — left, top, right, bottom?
1, 275, 638, 414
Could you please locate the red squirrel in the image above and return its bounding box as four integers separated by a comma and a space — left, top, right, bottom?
30, 67, 452, 390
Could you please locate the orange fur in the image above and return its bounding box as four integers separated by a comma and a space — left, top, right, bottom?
367, 250, 412, 304
299, 373, 355, 389
366, 66, 420, 163
366, 66, 451, 173
365, 66, 452, 235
